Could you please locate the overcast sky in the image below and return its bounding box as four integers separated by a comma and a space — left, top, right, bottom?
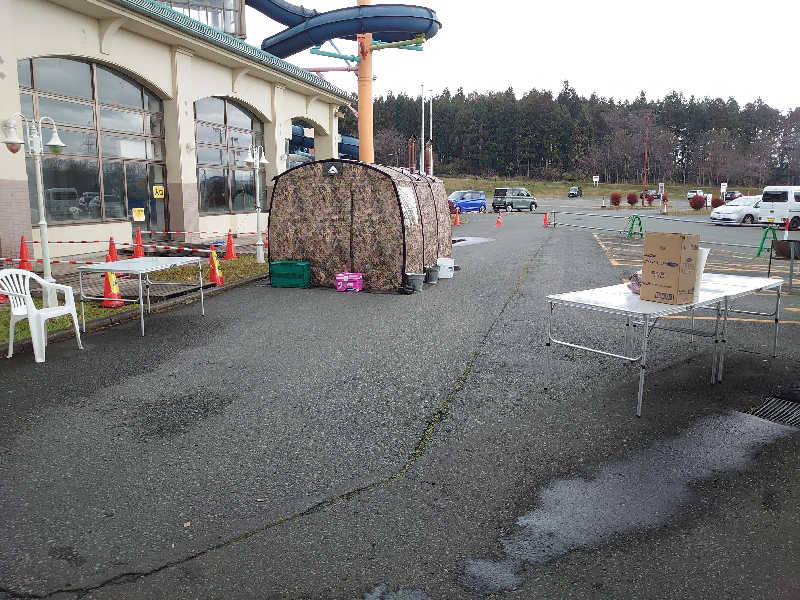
245, 0, 799, 112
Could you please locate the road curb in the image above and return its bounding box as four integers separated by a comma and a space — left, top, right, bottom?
10, 273, 269, 353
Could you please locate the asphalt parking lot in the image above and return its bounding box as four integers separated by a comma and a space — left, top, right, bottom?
1, 208, 799, 599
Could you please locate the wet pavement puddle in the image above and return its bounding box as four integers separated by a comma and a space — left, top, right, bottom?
452, 237, 494, 246
356, 584, 432, 600
460, 411, 797, 593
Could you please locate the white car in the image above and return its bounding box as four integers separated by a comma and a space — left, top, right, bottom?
687, 189, 705, 200
709, 195, 762, 225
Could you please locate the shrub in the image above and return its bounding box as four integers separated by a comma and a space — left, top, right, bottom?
711, 196, 725, 208
661, 192, 668, 204
689, 194, 706, 210
610, 192, 622, 206
646, 194, 654, 206
626, 192, 638, 206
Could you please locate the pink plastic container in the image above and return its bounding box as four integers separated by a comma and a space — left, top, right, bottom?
335, 272, 363, 292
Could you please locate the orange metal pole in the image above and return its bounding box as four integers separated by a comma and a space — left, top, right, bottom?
357, 0, 374, 163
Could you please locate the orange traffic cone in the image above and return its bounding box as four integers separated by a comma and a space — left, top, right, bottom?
107, 236, 119, 262
209, 244, 224, 286
133, 227, 145, 258
542, 212, 549, 228
223, 229, 237, 260
18, 235, 33, 271
101, 253, 124, 308
494, 211, 503, 227
453, 209, 461, 227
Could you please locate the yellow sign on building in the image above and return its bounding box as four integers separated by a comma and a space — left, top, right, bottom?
153, 185, 165, 199
132, 208, 145, 222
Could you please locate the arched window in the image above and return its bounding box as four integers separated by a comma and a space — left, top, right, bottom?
17, 57, 167, 230
194, 97, 264, 214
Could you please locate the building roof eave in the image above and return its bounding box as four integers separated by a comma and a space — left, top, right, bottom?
104, 0, 351, 103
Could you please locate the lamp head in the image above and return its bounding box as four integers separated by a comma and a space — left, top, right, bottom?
45, 127, 66, 155
3, 119, 24, 154
259, 153, 269, 167
244, 147, 255, 168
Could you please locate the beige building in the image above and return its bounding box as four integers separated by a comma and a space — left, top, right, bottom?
0, 0, 349, 258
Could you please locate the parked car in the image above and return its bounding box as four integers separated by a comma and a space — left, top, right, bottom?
757, 185, 800, 229
44, 187, 80, 220
492, 187, 537, 212
639, 189, 661, 200
448, 190, 487, 213
724, 190, 743, 202
568, 186, 582, 198
710, 195, 762, 225
687, 189, 705, 200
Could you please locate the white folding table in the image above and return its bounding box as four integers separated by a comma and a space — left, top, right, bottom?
546, 273, 783, 416
78, 256, 205, 336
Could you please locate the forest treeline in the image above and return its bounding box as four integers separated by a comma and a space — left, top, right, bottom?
337, 82, 800, 186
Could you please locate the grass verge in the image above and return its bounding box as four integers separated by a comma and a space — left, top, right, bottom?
1, 256, 269, 344
442, 176, 761, 202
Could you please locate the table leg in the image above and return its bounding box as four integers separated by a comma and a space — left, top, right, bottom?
636, 314, 649, 417
545, 302, 553, 390
138, 273, 145, 337
624, 315, 631, 356
711, 302, 721, 384
773, 286, 782, 357
79, 271, 86, 333
718, 297, 729, 383
146, 275, 151, 314
199, 261, 205, 316
690, 308, 695, 343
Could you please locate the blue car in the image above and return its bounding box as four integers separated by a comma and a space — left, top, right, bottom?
448, 190, 487, 213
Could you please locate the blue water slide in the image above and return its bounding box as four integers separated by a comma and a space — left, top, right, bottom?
245, 0, 440, 59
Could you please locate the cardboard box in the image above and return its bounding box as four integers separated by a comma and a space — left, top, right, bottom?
640, 232, 700, 304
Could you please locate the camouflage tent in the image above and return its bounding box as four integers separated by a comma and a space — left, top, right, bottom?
268, 159, 451, 292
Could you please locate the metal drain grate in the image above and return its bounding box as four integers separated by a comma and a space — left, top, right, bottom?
748, 398, 800, 428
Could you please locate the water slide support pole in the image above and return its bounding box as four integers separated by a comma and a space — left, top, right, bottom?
357, 0, 374, 163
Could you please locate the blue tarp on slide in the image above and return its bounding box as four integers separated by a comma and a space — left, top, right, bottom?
246, 0, 440, 58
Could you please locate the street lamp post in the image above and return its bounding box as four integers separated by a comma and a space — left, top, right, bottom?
2, 113, 66, 307
245, 145, 269, 264
428, 88, 433, 177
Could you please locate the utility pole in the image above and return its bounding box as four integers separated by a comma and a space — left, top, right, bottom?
420, 83, 425, 174
642, 113, 649, 206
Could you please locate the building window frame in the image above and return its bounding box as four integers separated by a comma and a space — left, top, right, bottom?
161, 0, 247, 38
194, 97, 265, 215
17, 57, 167, 226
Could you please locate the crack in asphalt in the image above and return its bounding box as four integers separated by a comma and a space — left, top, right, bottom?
1, 247, 541, 600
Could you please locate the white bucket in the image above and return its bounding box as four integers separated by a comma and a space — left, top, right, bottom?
436, 257, 454, 279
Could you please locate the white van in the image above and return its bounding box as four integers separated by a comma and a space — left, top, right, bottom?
757, 186, 800, 229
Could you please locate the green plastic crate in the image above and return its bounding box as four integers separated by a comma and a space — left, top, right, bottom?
270, 260, 311, 288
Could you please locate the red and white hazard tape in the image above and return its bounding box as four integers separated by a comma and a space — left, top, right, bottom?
25, 233, 264, 243
140, 244, 214, 254
26, 239, 125, 244
2, 257, 101, 265
142, 230, 261, 235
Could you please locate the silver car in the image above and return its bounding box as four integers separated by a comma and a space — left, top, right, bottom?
709, 195, 762, 225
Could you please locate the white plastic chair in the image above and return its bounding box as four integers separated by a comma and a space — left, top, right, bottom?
0, 269, 83, 363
